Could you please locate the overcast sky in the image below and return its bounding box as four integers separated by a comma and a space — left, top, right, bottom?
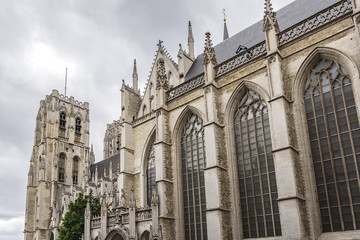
0, 0, 294, 239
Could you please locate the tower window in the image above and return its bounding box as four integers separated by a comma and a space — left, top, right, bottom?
59, 112, 66, 130
72, 157, 79, 185
58, 153, 66, 183
75, 117, 81, 135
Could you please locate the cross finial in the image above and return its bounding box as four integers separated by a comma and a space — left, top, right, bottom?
222, 8, 227, 22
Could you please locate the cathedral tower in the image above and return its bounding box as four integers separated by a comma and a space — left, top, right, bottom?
24, 89, 90, 240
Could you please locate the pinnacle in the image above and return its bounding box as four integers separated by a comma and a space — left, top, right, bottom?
264, 0, 273, 15
204, 32, 213, 49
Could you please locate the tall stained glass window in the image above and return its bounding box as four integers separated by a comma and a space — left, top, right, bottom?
181, 114, 207, 240
146, 142, 155, 207
303, 59, 360, 232
234, 89, 281, 238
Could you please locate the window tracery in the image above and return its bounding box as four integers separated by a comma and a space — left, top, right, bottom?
303, 58, 360, 232
181, 114, 207, 240
234, 89, 281, 238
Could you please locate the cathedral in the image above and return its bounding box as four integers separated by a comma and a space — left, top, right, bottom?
24, 0, 360, 239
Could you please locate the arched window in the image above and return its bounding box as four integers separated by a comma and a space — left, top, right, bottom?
72, 157, 79, 185
181, 114, 207, 240
59, 112, 66, 130
143, 105, 147, 116
75, 117, 81, 135
146, 141, 155, 207
303, 58, 360, 232
234, 89, 281, 238
58, 153, 66, 183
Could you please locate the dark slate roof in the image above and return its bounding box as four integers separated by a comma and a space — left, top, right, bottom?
185, 0, 340, 80
90, 153, 120, 180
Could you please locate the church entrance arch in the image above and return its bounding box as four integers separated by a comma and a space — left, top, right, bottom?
105, 228, 127, 240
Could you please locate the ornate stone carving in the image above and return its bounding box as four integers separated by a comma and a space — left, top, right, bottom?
203, 32, 217, 65
156, 59, 169, 90
263, 0, 279, 32
215, 41, 267, 77
279, 0, 352, 45
166, 74, 205, 101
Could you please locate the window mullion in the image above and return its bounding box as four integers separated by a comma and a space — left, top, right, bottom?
253, 111, 267, 237
330, 82, 356, 230
238, 115, 251, 236
246, 110, 259, 237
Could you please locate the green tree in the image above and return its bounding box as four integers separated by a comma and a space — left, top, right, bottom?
58, 191, 101, 240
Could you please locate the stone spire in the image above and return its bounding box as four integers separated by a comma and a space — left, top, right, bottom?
223, 9, 229, 40
203, 32, 217, 66
263, 0, 279, 32
132, 59, 138, 94
90, 143, 95, 165
187, 21, 195, 60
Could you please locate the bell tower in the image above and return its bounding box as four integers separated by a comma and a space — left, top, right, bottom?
24, 89, 90, 240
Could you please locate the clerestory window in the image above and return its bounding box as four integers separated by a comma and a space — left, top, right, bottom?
303, 58, 360, 232
234, 89, 281, 238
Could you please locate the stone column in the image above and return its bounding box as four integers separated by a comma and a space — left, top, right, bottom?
100, 195, 107, 239
84, 199, 91, 240
129, 187, 136, 240
263, 2, 307, 238
202, 32, 232, 240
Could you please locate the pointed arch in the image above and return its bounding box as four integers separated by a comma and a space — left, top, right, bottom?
173, 105, 208, 240
173, 106, 208, 240
226, 82, 281, 238
104, 228, 127, 240
224, 81, 273, 237
293, 47, 360, 234
141, 126, 156, 207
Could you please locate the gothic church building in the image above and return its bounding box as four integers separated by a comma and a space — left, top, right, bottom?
25, 0, 360, 239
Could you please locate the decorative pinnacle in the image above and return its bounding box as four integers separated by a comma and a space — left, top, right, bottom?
264, 0, 273, 15
263, 0, 279, 32
188, 21, 194, 42
205, 32, 213, 48
203, 32, 217, 65
132, 59, 138, 78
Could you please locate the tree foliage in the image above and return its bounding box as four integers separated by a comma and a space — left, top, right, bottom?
58, 191, 101, 240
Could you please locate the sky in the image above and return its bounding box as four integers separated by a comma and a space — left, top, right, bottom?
0, 0, 294, 239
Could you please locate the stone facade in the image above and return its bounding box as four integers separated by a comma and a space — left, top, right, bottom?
25, 0, 360, 239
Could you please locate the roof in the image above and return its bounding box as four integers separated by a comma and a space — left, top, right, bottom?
90, 153, 120, 180
185, 0, 340, 80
